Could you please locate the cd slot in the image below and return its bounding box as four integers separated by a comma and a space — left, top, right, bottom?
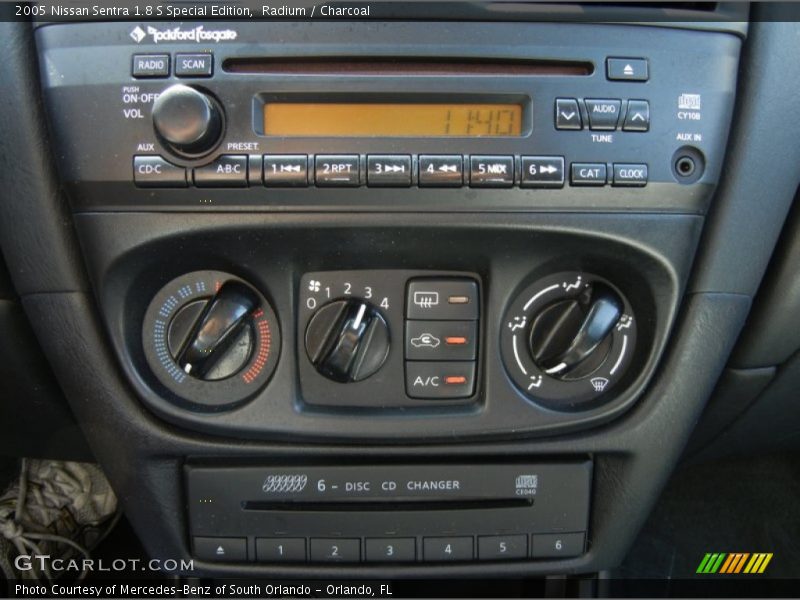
224, 57, 593, 77
242, 498, 534, 512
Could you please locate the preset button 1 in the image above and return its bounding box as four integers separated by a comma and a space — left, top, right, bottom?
263, 155, 308, 187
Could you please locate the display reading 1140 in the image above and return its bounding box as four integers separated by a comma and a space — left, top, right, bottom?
263, 102, 524, 137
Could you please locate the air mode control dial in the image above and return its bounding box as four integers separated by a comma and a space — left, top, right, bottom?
501, 272, 636, 409
152, 84, 223, 157
142, 271, 280, 409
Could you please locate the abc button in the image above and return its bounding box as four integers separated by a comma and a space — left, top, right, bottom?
194, 155, 248, 187
133, 155, 187, 187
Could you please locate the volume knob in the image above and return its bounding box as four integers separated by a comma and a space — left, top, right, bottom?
152, 84, 223, 157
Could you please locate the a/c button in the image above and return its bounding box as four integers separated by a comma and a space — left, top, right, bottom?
406, 361, 475, 399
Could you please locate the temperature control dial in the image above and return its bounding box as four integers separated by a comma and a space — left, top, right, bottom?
305, 299, 390, 383
501, 272, 636, 409
142, 271, 280, 409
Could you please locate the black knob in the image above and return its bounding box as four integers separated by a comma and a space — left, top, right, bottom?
305, 299, 390, 383
152, 84, 223, 156
529, 283, 623, 380
168, 281, 258, 381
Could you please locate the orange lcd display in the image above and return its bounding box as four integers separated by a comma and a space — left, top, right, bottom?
263, 102, 523, 137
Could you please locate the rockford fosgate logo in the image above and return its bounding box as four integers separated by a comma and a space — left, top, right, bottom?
262, 474, 308, 493
131, 25, 238, 44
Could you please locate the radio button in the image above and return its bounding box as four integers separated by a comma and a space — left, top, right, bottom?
310, 538, 361, 563
570, 163, 607, 186
131, 54, 169, 78
418, 155, 463, 187
175, 53, 213, 78
555, 98, 582, 130
406, 361, 476, 399
315, 155, 360, 187
367, 155, 412, 187
365, 538, 416, 563
613, 163, 648, 187
623, 100, 650, 132
521, 156, 565, 188
133, 156, 187, 188
478, 535, 528, 561
423, 537, 473, 561
584, 99, 622, 130
406, 320, 477, 361
263, 155, 308, 187
256, 538, 306, 562
531, 532, 585, 559
193, 536, 247, 562
194, 155, 248, 187
607, 58, 648, 82
469, 155, 514, 188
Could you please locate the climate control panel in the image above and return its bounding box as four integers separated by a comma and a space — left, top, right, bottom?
298, 271, 482, 408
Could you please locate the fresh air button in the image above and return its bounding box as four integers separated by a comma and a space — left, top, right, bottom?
406, 320, 477, 361
584, 99, 622, 130
570, 163, 607, 186
175, 53, 213, 77
406, 279, 479, 320
406, 361, 476, 399
256, 538, 306, 562
478, 535, 528, 561
193, 536, 246, 562
133, 155, 187, 188
315, 155, 360, 187
469, 155, 514, 187
423, 537, 474, 561
310, 538, 361, 563
607, 57, 649, 81
613, 163, 648, 187
263, 155, 308, 187
367, 155, 412, 187
193, 155, 248, 187
132, 54, 169, 78
365, 538, 416, 563
521, 156, 565, 188
623, 100, 650, 132
555, 98, 582, 130
418, 155, 463, 187
531, 532, 585, 559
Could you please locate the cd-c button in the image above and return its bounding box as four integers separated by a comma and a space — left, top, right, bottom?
133, 155, 187, 188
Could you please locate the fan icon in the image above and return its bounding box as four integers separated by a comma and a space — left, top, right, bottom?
308, 280, 321, 292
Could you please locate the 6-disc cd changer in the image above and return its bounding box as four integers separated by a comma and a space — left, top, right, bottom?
186, 461, 591, 565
